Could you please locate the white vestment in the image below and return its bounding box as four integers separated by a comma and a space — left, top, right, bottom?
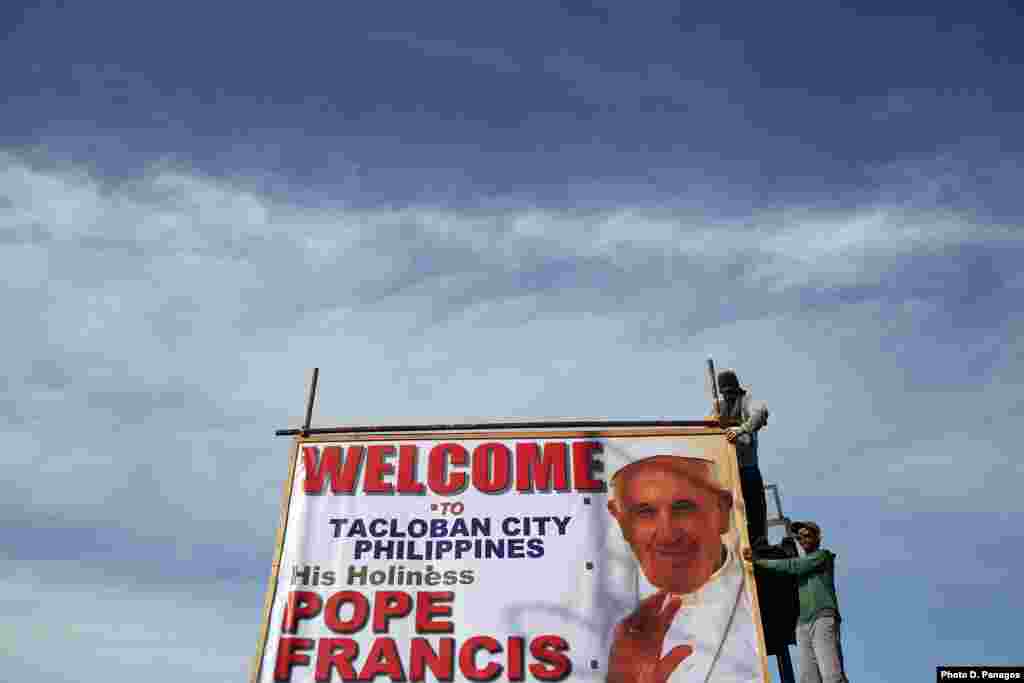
658, 547, 763, 683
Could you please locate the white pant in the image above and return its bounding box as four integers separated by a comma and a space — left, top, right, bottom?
796, 615, 849, 683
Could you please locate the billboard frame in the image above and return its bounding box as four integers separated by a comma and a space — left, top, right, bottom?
252, 420, 768, 683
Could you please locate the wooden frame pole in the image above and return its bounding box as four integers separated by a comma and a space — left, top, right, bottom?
301, 368, 319, 437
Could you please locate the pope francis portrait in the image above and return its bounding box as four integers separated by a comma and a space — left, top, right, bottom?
606, 448, 763, 683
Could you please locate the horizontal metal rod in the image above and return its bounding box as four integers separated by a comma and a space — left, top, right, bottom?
275, 419, 720, 437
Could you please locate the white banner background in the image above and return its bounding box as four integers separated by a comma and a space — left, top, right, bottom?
254, 431, 768, 683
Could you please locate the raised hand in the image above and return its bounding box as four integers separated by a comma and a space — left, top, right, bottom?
607, 591, 693, 683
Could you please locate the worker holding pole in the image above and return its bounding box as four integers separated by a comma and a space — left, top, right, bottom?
708, 360, 770, 546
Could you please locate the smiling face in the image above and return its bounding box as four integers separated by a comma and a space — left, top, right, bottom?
796, 526, 821, 553
608, 456, 733, 594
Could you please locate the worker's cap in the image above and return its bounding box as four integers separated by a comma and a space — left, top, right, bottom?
605, 439, 724, 489
717, 369, 745, 394
791, 521, 821, 536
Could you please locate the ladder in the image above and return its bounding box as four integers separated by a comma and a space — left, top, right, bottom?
764, 482, 797, 683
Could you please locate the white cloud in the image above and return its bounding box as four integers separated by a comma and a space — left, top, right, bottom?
1, 152, 1021, 540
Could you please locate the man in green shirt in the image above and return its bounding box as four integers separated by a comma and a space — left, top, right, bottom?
742, 521, 849, 683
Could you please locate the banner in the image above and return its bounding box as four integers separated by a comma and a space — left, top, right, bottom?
253, 426, 769, 683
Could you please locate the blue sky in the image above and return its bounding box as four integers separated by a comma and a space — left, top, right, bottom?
1, 1, 1022, 681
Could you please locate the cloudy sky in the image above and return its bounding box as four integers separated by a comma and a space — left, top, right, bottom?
2, 0, 1022, 681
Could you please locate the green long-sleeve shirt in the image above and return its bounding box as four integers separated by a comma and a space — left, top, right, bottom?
754, 549, 841, 624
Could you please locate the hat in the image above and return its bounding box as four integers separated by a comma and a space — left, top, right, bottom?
605, 438, 719, 484
791, 521, 821, 536
717, 369, 745, 395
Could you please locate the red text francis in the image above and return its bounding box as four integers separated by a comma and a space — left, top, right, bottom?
274, 590, 572, 682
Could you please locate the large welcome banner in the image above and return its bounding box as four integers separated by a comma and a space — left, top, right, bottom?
253, 427, 770, 683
